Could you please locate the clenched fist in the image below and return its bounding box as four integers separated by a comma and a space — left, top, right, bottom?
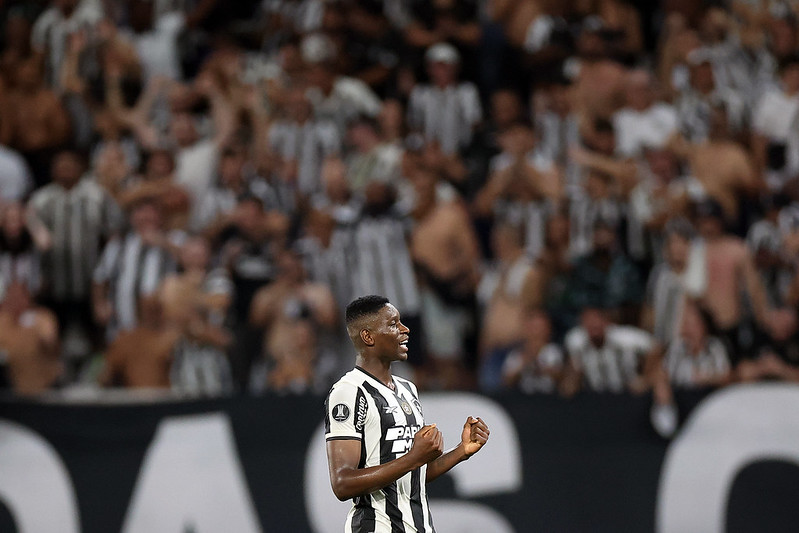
409, 424, 444, 467
461, 417, 490, 457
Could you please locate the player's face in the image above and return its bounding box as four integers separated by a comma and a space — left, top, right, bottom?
371, 304, 410, 362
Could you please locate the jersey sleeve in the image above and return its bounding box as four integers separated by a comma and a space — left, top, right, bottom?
325, 382, 368, 441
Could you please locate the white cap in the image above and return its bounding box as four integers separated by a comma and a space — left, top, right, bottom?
425, 43, 460, 64
301, 33, 335, 64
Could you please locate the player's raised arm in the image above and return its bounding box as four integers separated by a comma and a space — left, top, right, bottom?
327, 424, 443, 501
425, 416, 490, 483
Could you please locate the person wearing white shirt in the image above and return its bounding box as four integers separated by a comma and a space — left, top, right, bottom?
752, 55, 799, 191
126, 0, 185, 81
0, 145, 33, 202
613, 69, 678, 157
302, 34, 383, 134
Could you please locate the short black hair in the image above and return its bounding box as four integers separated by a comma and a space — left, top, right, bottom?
345, 295, 389, 325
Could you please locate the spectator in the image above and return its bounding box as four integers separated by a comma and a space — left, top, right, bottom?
476, 219, 538, 388
31, 0, 103, 88
694, 198, 769, 361
160, 235, 234, 396
122, 0, 187, 82
345, 114, 402, 193
627, 146, 689, 264
642, 218, 707, 346
249, 248, 338, 394
752, 54, 799, 192
27, 149, 123, 355
477, 220, 536, 365
410, 167, 481, 387
303, 34, 383, 133
474, 122, 561, 260
523, 209, 573, 338
561, 306, 659, 395
92, 199, 181, 339
191, 145, 283, 233
568, 169, 626, 259
467, 88, 526, 197
0, 144, 33, 203
0, 203, 42, 297
215, 195, 285, 325
99, 295, 180, 389
296, 207, 356, 312
660, 301, 732, 389
568, 118, 638, 212
673, 102, 760, 225
747, 194, 795, 309
407, 43, 482, 155
268, 87, 341, 196
535, 77, 580, 187
675, 48, 746, 143
4, 58, 71, 185
115, 149, 191, 229
648, 298, 732, 436
0, 282, 60, 396
613, 69, 678, 158
567, 216, 644, 326
500, 309, 564, 394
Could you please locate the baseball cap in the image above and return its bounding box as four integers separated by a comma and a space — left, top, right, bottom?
301, 33, 335, 64
425, 43, 460, 64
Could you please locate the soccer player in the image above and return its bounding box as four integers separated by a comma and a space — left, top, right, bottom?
325, 295, 490, 532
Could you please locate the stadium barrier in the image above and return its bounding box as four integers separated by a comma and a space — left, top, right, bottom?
0, 384, 797, 532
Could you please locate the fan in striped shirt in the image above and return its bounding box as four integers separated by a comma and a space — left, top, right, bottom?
326, 295, 490, 533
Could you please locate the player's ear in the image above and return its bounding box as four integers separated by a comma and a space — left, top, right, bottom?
360, 328, 374, 346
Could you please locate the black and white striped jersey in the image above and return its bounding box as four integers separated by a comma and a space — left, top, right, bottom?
325, 366, 434, 533
565, 325, 655, 393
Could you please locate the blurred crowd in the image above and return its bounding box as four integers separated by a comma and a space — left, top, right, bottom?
1, 0, 799, 420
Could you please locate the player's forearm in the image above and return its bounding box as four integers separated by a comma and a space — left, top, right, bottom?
330, 453, 421, 501
425, 444, 469, 483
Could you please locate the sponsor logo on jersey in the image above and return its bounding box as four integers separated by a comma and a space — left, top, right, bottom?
385, 425, 421, 454
355, 395, 368, 431
332, 403, 350, 422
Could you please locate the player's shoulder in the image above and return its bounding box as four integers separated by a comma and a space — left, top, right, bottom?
393, 375, 419, 398
327, 369, 366, 397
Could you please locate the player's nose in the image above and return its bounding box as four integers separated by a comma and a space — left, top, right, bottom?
399, 321, 410, 334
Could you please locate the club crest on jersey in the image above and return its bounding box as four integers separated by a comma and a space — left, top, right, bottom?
332, 403, 350, 422
399, 399, 413, 416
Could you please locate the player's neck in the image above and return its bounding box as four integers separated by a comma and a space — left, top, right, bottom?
355, 358, 394, 389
